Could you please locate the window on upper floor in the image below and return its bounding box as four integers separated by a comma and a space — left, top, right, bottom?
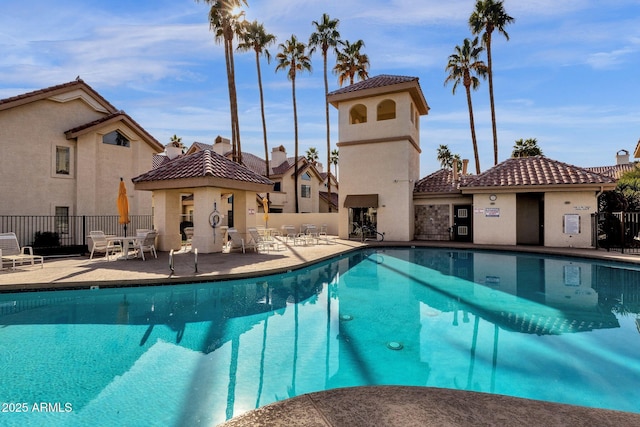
377, 99, 396, 121
55, 146, 70, 175
273, 182, 281, 192
301, 185, 311, 198
103, 130, 130, 147
349, 104, 367, 124
301, 172, 311, 181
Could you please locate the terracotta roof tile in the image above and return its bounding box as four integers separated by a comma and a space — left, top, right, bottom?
585, 163, 636, 179
414, 169, 472, 194
461, 156, 616, 188
133, 149, 273, 185
327, 74, 419, 96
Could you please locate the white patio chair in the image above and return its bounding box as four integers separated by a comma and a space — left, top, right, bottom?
248, 227, 283, 252
134, 230, 157, 261
0, 232, 44, 269
89, 230, 121, 260
225, 228, 248, 253
183, 227, 194, 251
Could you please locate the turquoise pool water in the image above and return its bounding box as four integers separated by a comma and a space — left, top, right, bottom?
1, 248, 639, 426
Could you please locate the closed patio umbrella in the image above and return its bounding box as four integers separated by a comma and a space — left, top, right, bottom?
118, 178, 130, 236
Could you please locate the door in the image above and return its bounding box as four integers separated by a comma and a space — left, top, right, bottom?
453, 204, 472, 242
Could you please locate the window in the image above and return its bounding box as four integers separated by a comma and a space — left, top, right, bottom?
273, 182, 281, 192
103, 130, 130, 147
302, 172, 311, 181
349, 104, 367, 124
301, 185, 311, 198
56, 146, 70, 175
377, 99, 396, 121
55, 206, 69, 234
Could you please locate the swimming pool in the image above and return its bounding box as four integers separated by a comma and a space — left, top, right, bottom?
1, 247, 639, 426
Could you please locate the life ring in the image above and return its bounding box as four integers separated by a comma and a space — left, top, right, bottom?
209, 211, 221, 228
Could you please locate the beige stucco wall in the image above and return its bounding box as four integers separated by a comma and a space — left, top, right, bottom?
472, 193, 518, 245
0, 96, 157, 217
544, 191, 597, 248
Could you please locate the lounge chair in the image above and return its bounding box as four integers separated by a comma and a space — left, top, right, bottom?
134, 230, 158, 261
225, 228, 248, 253
248, 227, 284, 252
89, 231, 121, 260
0, 232, 44, 269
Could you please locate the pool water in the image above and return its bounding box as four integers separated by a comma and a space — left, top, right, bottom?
1, 248, 639, 426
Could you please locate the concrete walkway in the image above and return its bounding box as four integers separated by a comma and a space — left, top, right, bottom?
2, 240, 640, 426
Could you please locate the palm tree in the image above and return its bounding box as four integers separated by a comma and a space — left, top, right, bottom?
444, 37, 487, 175
436, 144, 462, 171
237, 20, 276, 177
469, 0, 515, 166
333, 39, 369, 87
512, 138, 542, 158
305, 147, 319, 164
309, 13, 341, 212
275, 35, 312, 213
197, 0, 247, 163
330, 148, 339, 181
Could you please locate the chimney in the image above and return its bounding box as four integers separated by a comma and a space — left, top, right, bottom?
462, 159, 469, 175
271, 145, 287, 166
452, 158, 459, 182
616, 149, 630, 165
213, 135, 231, 155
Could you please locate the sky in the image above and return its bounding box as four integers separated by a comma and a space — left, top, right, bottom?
1, 0, 639, 177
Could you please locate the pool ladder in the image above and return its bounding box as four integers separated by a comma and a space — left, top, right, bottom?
168, 248, 198, 278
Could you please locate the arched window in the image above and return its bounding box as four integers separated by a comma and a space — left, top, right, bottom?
349, 104, 367, 124
377, 99, 396, 121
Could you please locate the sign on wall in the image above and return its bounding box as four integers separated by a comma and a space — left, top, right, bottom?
485, 208, 500, 217
563, 214, 580, 234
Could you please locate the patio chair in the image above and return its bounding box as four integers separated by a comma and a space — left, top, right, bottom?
0, 232, 44, 269
225, 228, 248, 253
134, 230, 158, 261
183, 227, 194, 251
89, 230, 121, 260
252, 227, 285, 252
283, 225, 298, 244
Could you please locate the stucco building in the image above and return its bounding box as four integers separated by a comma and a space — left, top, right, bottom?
0, 79, 163, 218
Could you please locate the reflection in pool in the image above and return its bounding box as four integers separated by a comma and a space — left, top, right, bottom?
1, 248, 639, 426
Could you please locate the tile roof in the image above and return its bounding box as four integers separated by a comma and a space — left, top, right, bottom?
584, 163, 636, 179
327, 74, 419, 96
319, 191, 339, 209
461, 156, 616, 189
414, 169, 472, 194
132, 149, 273, 185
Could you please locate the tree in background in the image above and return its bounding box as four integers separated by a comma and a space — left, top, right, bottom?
511, 138, 543, 158
444, 37, 487, 174
197, 0, 248, 163
237, 20, 276, 177
305, 147, 319, 164
276, 35, 312, 213
309, 13, 342, 212
333, 39, 369, 87
469, 0, 515, 166
437, 144, 462, 172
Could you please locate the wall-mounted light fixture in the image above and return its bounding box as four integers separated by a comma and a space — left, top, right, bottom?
489, 194, 497, 201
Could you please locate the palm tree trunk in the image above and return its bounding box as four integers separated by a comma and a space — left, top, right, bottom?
292, 75, 300, 213
227, 31, 242, 164
223, 33, 236, 162
486, 31, 498, 166
465, 84, 481, 174
256, 50, 269, 179
323, 50, 332, 212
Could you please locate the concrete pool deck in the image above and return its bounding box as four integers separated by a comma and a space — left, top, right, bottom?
2, 239, 640, 426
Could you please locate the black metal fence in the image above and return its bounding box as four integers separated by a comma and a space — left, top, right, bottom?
593, 212, 640, 253
0, 215, 154, 255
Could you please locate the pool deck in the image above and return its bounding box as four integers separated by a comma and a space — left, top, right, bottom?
2, 239, 640, 426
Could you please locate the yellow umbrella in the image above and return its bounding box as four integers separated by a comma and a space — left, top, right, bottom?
117, 178, 130, 236
262, 196, 269, 228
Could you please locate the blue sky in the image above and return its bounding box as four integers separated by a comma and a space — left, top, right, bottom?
1, 0, 639, 176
